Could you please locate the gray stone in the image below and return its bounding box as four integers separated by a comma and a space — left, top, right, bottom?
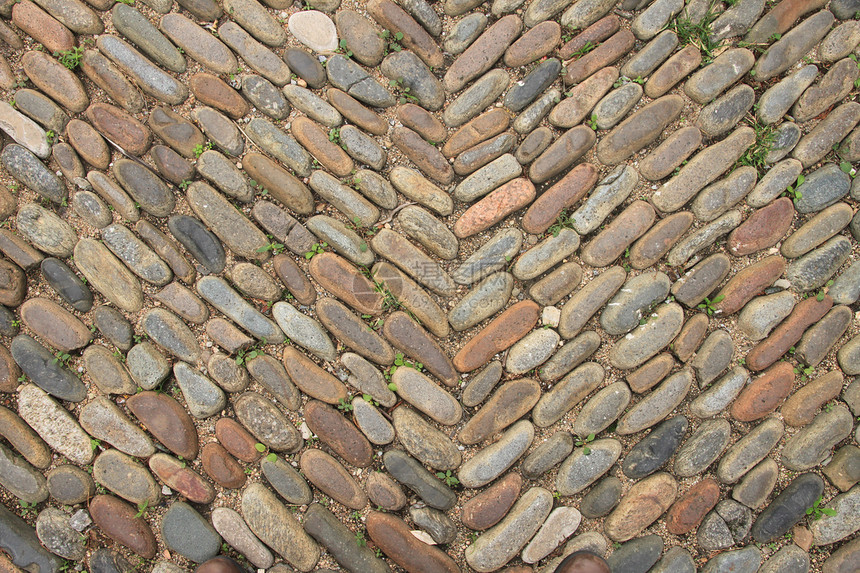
556, 438, 621, 495
35, 507, 86, 561
161, 502, 221, 563
459, 421, 533, 488
757, 65, 818, 125
786, 235, 851, 292
718, 417, 783, 484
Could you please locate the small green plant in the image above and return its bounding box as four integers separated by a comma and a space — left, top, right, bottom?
794, 364, 814, 382
54, 46, 84, 70
698, 294, 725, 316
304, 242, 327, 259
380, 29, 404, 54
375, 547, 383, 558
387, 382, 397, 392
373, 280, 402, 312
806, 495, 836, 520
552, 491, 562, 500
19, 500, 38, 517
668, 0, 723, 63
193, 141, 212, 158
575, 433, 595, 454
840, 161, 856, 179
337, 397, 354, 412
388, 78, 419, 104
337, 38, 353, 59
89, 437, 101, 451
587, 113, 599, 130
235, 338, 267, 366
547, 209, 575, 237
116, 0, 134, 4
45, 130, 57, 144
179, 179, 191, 191
113, 349, 125, 362
257, 240, 285, 255
135, 500, 149, 519
824, 402, 834, 413
815, 279, 835, 301
783, 174, 804, 204
362, 393, 379, 406
738, 116, 777, 175
53, 351, 72, 366
329, 127, 341, 145
568, 41, 596, 59
254, 442, 278, 462
354, 530, 367, 547
436, 469, 460, 487
393, 352, 423, 373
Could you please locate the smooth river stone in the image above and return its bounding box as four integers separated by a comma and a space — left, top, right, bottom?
604, 472, 677, 542
596, 95, 684, 165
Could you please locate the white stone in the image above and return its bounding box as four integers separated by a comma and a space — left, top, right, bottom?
0, 101, 50, 159
288, 10, 338, 53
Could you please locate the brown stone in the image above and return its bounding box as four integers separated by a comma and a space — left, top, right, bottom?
383, 311, 458, 386
391, 126, 454, 185
12, 1, 74, 55
0, 230, 44, 271
665, 478, 720, 535
148, 106, 205, 159
454, 300, 540, 372
215, 417, 262, 463
0, 258, 26, 307
453, 178, 535, 238
442, 109, 510, 158
367, 512, 460, 573
453, 132, 515, 175
782, 371, 844, 427
189, 73, 250, 119
80, 49, 145, 114
627, 353, 675, 393
89, 495, 157, 558
19, 298, 90, 352
745, 295, 833, 372
604, 472, 677, 542
22, 51, 88, 113
367, 0, 444, 69
67, 123, 110, 178
242, 152, 314, 215
149, 453, 217, 503
86, 103, 152, 157
728, 197, 794, 256
195, 557, 244, 573
201, 442, 246, 489
135, 220, 196, 285
0, 344, 21, 393
529, 125, 596, 184
580, 201, 655, 267
745, 0, 828, 43
151, 145, 195, 185
444, 14, 522, 93
305, 400, 373, 467
645, 45, 701, 99
327, 88, 388, 136
300, 449, 367, 509
639, 126, 703, 181
308, 252, 382, 315
713, 255, 787, 316
282, 346, 348, 404
272, 254, 316, 306
731, 361, 795, 422
596, 95, 684, 165
550, 67, 618, 128
461, 473, 522, 530
672, 312, 709, 363
559, 15, 621, 59
292, 116, 354, 177
396, 103, 447, 143
522, 163, 598, 235
127, 391, 199, 460
564, 29, 635, 85
504, 21, 560, 67
458, 378, 541, 445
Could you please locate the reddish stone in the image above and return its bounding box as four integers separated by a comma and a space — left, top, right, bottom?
396, 103, 447, 143
563, 29, 635, 85
383, 311, 458, 386
442, 109, 510, 158
713, 255, 787, 316
504, 20, 560, 67
20, 298, 91, 353
86, 103, 152, 157
67, 119, 110, 170
126, 392, 199, 460
731, 361, 795, 422
746, 0, 828, 43
645, 45, 702, 99
629, 211, 695, 270
454, 301, 540, 372
90, 495, 157, 558
195, 557, 244, 573
12, 1, 74, 54
453, 178, 536, 238
367, 0, 444, 69
666, 478, 720, 534
627, 353, 675, 394
391, 126, 454, 185
782, 371, 844, 427
305, 400, 373, 467
672, 313, 709, 363
215, 418, 261, 463
201, 443, 246, 489
308, 252, 382, 315
580, 201, 655, 267
559, 15, 620, 59
458, 379, 541, 445
282, 347, 348, 405
367, 512, 460, 573
521, 163, 598, 235
745, 295, 833, 372
149, 453, 217, 503
0, 344, 21, 393
189, 73, 250, 119
272, 254, 316, 306
0, 259, 26, 307
292, 116, 354, 177
461, 473, 522, 530
300, 449, 367, 509
728, 197, 795, 256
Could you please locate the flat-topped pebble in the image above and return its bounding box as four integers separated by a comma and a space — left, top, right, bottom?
392, 406, 461, 470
